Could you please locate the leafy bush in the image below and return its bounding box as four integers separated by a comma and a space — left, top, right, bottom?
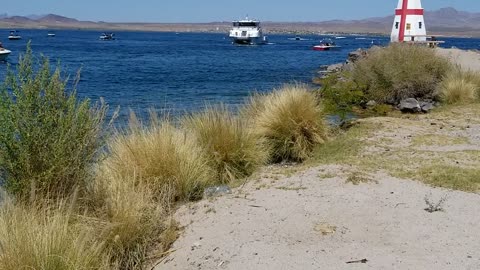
0, 202, 110, 270
103, 112, 212, 201
439, 68, 480, 104
352, 43, 452, 104
246, 84, 327, 162
183, 106, 268, 183
0, 45, 108, 199
319, 72, 365, 121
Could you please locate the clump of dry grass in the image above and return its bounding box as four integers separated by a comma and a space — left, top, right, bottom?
183, 106, 268, 183
439, 68, 480, 104
353, 43, 452, 104
0, 201, 110, 270
93, 168, 168, 269
246, 84, 327, 162
103, 112, 213, 201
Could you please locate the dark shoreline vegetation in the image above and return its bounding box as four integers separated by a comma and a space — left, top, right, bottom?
0, 43, 479, 269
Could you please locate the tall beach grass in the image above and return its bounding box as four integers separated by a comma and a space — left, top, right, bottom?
183, 106, 268, 183
0, 201, 110, 270
439, 67, 480, 104
93, 169, 167, 269
103, 112, 213, 201
246, 84, 327, 162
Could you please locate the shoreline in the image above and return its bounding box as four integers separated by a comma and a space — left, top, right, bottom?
0, 24, 478, 38
155, 47, 480, 270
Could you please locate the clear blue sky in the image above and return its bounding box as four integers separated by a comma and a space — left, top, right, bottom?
3, 0, 477, 23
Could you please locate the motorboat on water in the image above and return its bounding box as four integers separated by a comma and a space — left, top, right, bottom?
288, 36, 309, 41
229, 17, 267, 45
8, 30, 21, 40
47, 32, 56, 37
312, 38, 341, 51
99, 33, 115, 41
0, 43, 11, 61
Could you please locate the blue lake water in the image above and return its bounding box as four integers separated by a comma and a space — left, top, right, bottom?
0, 29, 479, 123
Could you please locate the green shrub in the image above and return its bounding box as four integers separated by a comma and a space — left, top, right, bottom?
0, 202, 110, 270
319, 72, 365, 121
0, 44, 108, 199
352, 43, 452, 104
103, 112, 212, 201
439, 68, 480, 104
246, 84, 327, 162
370, 103, 393, 116
183, 106, 268, 183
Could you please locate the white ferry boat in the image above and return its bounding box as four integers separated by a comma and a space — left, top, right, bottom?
229, 17, 267, 45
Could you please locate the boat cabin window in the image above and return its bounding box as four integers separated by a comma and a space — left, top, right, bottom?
233, 22, 258, 27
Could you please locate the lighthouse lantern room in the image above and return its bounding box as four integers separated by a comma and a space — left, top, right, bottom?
391, 0, 427, 42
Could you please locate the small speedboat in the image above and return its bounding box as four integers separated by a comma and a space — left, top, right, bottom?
288, 36, 309, 41
312, 39, 341, 51
47, 32, 56, 37
99, 33, 115, 41
0, 43, 11, 62
8, 30, 21, 40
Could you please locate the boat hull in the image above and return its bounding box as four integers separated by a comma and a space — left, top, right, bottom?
0, 50, 11, 61
312, 46, 341, 51
231, 37, 267, 45
8, 36, 21, 40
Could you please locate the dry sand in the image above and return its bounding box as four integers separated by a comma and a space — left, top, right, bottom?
156, 169, 480, 270
154, 49, 480, 270
437, 48, 480, 72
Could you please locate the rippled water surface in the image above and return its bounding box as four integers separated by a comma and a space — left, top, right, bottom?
0, 30, 478, 122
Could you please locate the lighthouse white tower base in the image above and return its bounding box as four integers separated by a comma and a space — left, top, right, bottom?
391, 0, 427, 42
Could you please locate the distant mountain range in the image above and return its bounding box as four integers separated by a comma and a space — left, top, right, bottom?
0, 14, 82, 25
303, 7, 480, 36
1, 8, 480, 37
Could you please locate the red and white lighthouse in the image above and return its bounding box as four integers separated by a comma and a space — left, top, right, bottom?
391, 0, 427, 42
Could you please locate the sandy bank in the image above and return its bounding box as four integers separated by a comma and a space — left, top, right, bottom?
437, 48, 480, 72
154, 49, 480, 270
156, 167, 480, 270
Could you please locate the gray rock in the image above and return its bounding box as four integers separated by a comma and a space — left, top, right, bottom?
399, 98, 421, 113
366, 100, 377, 107
347, 49, 367, 64
420, 101, 435, 113
203, 185, 232, 198
317, 63, 344, 78
327, 63, 344, 72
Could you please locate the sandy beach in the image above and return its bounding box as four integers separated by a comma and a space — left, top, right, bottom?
437, 48, 480, 71
154, 49, 480, 270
